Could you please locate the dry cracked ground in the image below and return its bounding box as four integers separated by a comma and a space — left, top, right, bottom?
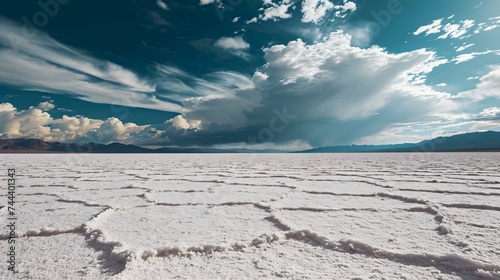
0, 153, 499, 280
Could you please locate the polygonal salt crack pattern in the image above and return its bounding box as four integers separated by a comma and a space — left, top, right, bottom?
0, 153, 499, 279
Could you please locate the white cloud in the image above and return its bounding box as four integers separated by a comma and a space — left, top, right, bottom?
168, 115, 201, 130
414, 18, 475, 39
164, 31, 457, 147
232, 17, 240, 23
260, 0, 293, 22
340, 1, 356, 12
301, 0, 356, 23
414, 19, 443, 36
301, 0, 333, 23
214, 36, 250, 50
457, 66, 500, 101
438, 20, 474, 39
484, 25, 498, 31
436, 83, 447, 87
199, 0, 217, 5
332, 1, 356, 18
37, 101, 56, 111
474, 16, 500, 34
452, 50, 500, 64
245, 17, 258, 24
214, 36, 251, 59
344, 24, 375, 47
0, 17, 183, 113
152, 64, 254, 101
456, 43, 474, 52
478, 107, 500, 119
156, 0, 169, 10
0, 102, 152, 144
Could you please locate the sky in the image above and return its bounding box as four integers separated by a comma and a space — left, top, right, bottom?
0, 0, 499, 150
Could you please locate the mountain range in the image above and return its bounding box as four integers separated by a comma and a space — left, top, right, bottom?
0, 131, 499, 153
299, 131, 500, 153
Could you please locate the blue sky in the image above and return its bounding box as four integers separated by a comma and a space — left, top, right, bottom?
0, 0, 499, 149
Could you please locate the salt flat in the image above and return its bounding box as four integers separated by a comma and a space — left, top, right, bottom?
1, 153, 499, 280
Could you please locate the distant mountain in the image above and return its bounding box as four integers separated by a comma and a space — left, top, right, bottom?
298, 131, 500, 153
1, 131, 499, 153
0, 138, 285, 153
0, 139, 151, 153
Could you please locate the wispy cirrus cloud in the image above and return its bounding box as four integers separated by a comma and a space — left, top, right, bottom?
451, 49, 500, 64
0, 17, 183, 113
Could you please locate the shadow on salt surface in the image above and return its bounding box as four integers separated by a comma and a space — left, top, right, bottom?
384, 181, 500, 195
18, 184, 78, 198
389, 190, 500, 208
59, 188, 148, 208
269, 192, 421, 210
451, 224, 500, 265
76, 173, 146, 182
444, 208, 500, 263
145, 185, 290, 205
446, 208, 500, 229
71, 181, 148, 191
221, 176, 304, 187
0, 200, 106, 235
139, 180, 221, 192
116, 239, 466, 280
16, 176, 84, 187
272, 209, 463, 256
0, 234, 104, 280
86, 204, 277, 252
296, 180, 387, 194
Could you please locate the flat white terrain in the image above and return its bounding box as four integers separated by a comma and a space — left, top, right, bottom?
1, 153, 499, 280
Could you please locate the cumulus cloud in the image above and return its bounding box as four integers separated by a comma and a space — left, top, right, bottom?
214, 36, 251, 59
37, 101, 56, 111
260, 0, 293, 22
301, 0, 356, 23
214, 36, 250, 50
153, 31, 457, 147
301, 0, 333, 23
168, 115, 201, 130
478, 107, 500, 120
0, 102, 152, 144
0, 17, 183, 113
